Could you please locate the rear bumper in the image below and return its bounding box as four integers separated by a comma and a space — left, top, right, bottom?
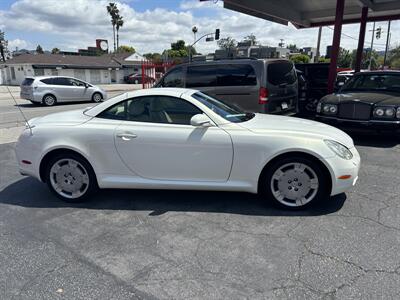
316, 115, 400, 133
20, 92, 41, 102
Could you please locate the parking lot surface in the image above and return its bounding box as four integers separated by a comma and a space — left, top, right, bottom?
1, 133, 400, 299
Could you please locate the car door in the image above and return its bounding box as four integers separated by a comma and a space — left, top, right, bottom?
69, 78, 91, 101
52, 77, 75, 101
112, 95, 233, 182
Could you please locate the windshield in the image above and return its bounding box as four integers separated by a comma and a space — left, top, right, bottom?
192, 92, 255, 123
341, 74, 400, 93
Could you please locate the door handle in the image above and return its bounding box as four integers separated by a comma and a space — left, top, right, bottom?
116, 132, 137, 140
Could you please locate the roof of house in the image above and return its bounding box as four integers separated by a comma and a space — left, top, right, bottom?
1, 53, 143, 69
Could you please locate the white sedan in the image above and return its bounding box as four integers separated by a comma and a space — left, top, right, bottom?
16, 88, 360, 209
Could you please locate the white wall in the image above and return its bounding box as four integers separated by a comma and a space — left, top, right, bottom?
1, 65, 117, 85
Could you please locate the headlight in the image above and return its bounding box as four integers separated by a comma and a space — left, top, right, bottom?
321, 104, 338, 115
373, 107, 395, 118
396, 107, 400, 119
324, 140, 353, 160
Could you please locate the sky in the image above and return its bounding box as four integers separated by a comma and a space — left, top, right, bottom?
0, 0, 398, 56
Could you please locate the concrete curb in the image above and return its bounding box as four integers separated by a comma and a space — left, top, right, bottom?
0, 126, 24, 144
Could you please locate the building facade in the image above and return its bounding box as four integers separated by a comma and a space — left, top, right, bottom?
0, 52, 146, 85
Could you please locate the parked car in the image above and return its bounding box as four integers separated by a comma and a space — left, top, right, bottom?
295, 64, 355, 115
316, 71, 400, 133
16, 88, 360, 209
124, 73, 156, 84
155, 59, 298, 115
20, 76, 107, 106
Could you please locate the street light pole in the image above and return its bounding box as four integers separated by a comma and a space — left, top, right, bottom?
383, 20, 391, 69
368, 22, 375, 70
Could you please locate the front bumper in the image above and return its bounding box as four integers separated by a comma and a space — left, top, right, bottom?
324, 147, 361, 196
316, 115, 400, 132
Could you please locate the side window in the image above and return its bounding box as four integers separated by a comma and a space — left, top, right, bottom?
186, 65, 216, 88
97, 96, 202, 125
69, 78, 85, 86
216, 64, 257, 86
40, 78, 54, 85
162, 68, 184, 87
97, 101, 127, 120
53, 77, 73, 86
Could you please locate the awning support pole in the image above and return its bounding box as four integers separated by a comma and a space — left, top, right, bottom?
355, 6, 368, 73
327, 0, 345, 94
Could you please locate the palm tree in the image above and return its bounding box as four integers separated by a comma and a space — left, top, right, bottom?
116, 15, 124, 52
106, 3, 119, 52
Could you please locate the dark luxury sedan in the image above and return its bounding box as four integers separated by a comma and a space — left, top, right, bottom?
316, 71, 400, 133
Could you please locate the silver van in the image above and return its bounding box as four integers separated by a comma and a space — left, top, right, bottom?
20, 76, 107, 106
155, 59, 298, 114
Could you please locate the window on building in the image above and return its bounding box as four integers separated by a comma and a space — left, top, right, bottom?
10, 67, 16, 80
51, 69, 58, 76
34, 69, 45, 76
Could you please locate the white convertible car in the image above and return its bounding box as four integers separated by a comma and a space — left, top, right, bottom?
16, 88, 360, 209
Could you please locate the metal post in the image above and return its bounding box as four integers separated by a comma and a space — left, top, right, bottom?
383, 20, 391, 69
355, 6, 368, 73
315, 26, 322, 63
368, 22, 375, 70
327, 0, 345, 94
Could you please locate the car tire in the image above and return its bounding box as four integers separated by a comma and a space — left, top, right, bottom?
92, 92, 103, 103
260, 156, 329, 210
42, 94, 57, 106
45, 152, 98, 203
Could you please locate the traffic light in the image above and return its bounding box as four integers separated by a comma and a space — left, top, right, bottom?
215, 29, 220, 40
376, 27, 382, 39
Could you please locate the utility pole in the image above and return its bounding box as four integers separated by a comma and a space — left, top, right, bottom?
383, 20, 391, 69
368, 22, 375, 70
315, 26, 322, 63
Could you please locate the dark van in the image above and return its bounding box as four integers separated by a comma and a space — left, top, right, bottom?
155, 59, 298, 114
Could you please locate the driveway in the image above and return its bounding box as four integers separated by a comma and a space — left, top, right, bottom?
1, 134, 400, 299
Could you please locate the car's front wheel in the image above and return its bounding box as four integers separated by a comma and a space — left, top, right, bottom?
260, 156, 329, 209
92, 92, 103, 103
45, 153, 97, 202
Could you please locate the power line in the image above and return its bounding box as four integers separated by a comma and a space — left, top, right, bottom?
326, 26, 387, 47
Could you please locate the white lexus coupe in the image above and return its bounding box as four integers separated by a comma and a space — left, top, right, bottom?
16, 88, 360, 209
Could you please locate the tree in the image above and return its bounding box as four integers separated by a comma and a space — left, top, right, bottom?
0, 30, 7, 62
289, 54, 310, 64
337, 48, 352, 68
171, 40, 186, 51
116, 14, 124, 51
117, 45, 135, 53
107, 2, 119, 52
36, 45, 44, 54
51, 47, 60, 54
242, 34, 257, 45
287, 44, 298, 52
217, 37, 237, 51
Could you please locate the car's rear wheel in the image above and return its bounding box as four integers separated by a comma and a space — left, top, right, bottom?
45, 153, 97, 202
260, 156, 329, 210
42, 94, 56, 106
92, 92, 103, 103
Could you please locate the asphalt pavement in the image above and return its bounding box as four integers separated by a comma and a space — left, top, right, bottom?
1, 134, 400, 299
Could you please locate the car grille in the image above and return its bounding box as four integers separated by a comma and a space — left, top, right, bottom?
338, 102, 371, 120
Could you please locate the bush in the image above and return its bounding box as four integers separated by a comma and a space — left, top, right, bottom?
289, 54, 310, 64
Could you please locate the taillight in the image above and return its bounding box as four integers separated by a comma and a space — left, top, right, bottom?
259, 87, 269, 104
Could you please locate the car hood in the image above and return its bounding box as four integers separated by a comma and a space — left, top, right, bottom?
323, 92, 400, 105
239, 113, 354, 148
29, 109, 92, 127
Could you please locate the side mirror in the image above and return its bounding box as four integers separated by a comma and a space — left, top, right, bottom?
84, 83, 89, 88
190, 114, 213, 127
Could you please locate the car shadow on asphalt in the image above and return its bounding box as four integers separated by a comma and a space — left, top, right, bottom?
351, 133, 400, 148
0, 177, 346, 217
